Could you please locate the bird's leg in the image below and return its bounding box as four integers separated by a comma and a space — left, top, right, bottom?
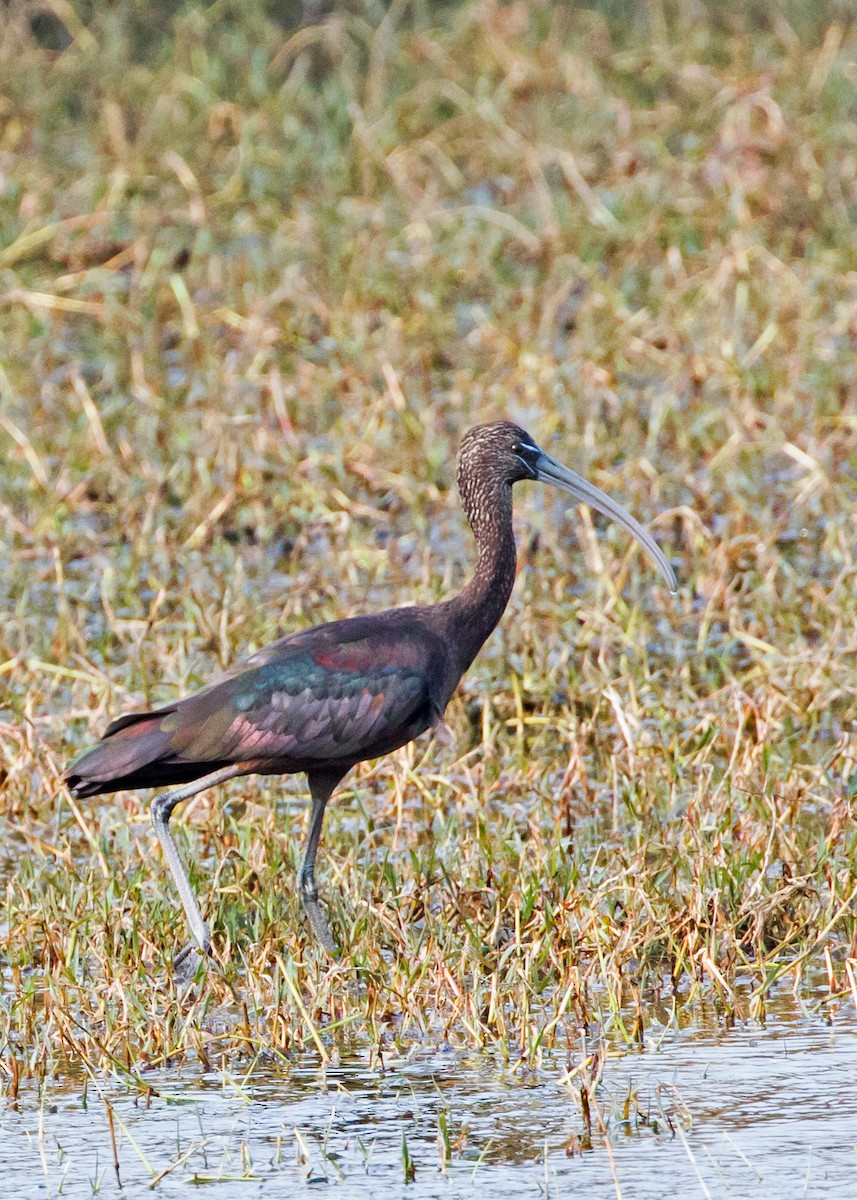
150, 764, 248, 969
300, 769, 345, 954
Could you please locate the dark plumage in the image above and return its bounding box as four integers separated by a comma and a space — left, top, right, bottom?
66, 421, 676, 963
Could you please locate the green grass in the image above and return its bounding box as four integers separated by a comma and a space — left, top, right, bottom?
1, 0, 856, 1092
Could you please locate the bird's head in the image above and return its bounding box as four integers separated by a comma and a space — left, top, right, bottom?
457, 421, 677, 592
457, 421, 546, 487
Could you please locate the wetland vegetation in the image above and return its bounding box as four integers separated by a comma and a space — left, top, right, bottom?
0, 0, 856, 1194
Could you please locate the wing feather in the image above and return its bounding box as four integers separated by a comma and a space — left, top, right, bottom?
173, 640, 432, 767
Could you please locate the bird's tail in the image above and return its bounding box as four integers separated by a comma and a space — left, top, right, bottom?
65, 708, 216, 797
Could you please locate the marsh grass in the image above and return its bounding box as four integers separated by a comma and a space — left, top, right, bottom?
1, 0, 856, 1111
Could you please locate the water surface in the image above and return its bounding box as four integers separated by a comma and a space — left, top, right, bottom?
2, 995, 854, 1199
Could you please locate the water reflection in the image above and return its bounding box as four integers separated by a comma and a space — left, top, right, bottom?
1, 990, 854, 1198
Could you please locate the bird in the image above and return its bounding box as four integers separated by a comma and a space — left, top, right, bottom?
66, 421, 676, 965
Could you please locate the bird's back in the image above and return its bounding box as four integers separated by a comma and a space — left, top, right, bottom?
66, 607, 453, 798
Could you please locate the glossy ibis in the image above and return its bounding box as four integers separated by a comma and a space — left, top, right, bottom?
66, 422, 676, 963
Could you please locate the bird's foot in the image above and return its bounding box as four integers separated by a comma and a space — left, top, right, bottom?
173, 944, 206, 982
304, 897, 338, 955
172, 924, 212, 980
299, 877, 338, 955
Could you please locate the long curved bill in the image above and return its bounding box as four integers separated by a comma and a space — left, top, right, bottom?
535, 452, 677, 593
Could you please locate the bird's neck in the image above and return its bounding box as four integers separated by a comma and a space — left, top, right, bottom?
443, 483, 517, 674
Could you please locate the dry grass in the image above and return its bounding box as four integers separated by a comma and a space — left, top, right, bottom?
1, 0, 856, 1102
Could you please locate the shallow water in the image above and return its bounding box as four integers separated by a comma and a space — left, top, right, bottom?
2, 995, 855, 1199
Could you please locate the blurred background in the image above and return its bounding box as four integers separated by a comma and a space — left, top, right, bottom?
0, 1, 856, 1195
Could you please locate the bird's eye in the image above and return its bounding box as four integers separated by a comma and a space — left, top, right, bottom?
511, 440, 540, 477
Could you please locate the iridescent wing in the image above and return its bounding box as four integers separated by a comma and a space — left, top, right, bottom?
162, 623, 435, 767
